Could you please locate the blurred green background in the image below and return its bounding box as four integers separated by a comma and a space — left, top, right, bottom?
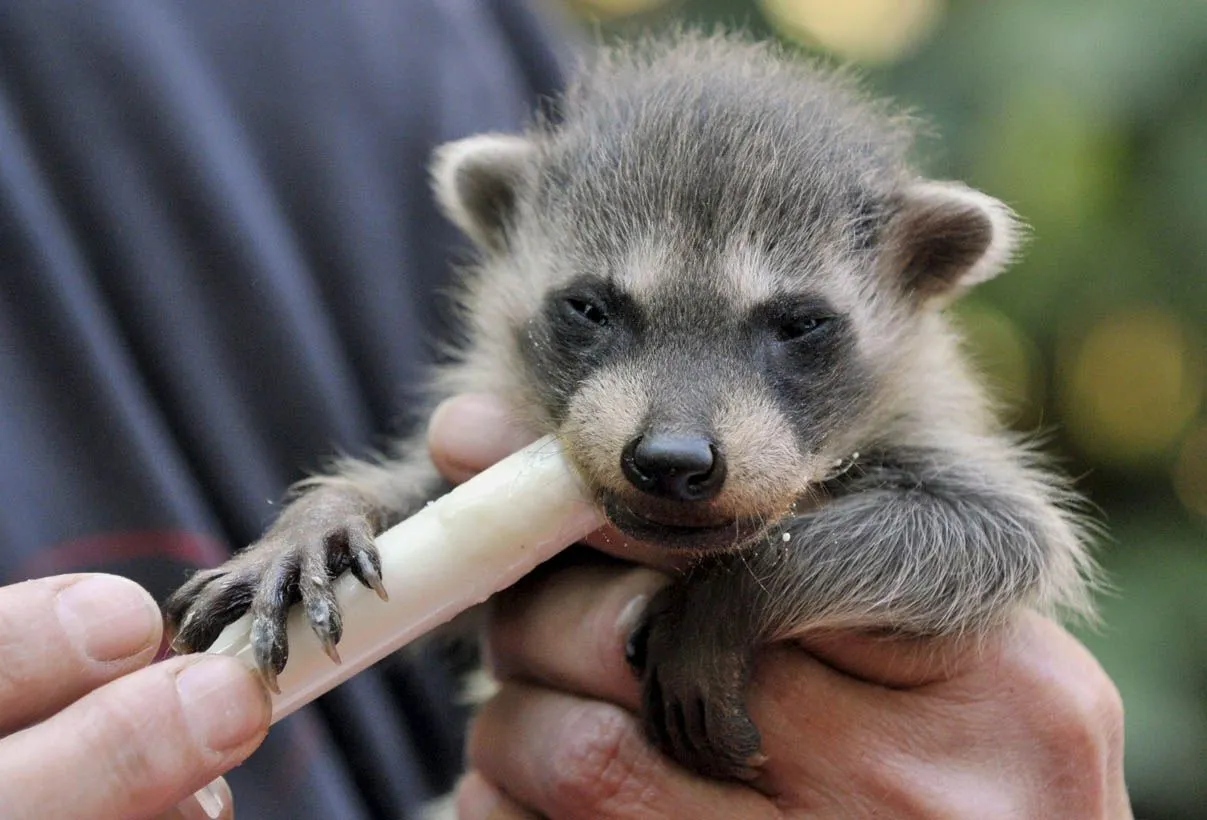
561, 1, 1206, 816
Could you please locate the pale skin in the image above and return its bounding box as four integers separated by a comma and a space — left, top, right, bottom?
0, 573, 268, 820
0, 393, 1131, 819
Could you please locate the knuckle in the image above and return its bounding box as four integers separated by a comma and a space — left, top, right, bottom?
1004, 620, 1126, 761
1040, 666, 1123, 758
96, 714, 161, 791
1098, 680, 1126, 745
79, 676, 192, 801
546, 703, 669, 818
1027, 689, 1125, 814
1006, 648, 1126, 812
0, 603, 36, 690
1072, 665, 1126, 756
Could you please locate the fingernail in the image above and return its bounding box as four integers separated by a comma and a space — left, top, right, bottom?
193, 779, 228, 819
56, 575, 159, 662
480, 632, 498, 675
171, 778, 232, 819
614, 571, 667, 639
617, 593, 651, 672
455, 772, 501, 820
615, 592, 649, 639
176, 657, 271, 753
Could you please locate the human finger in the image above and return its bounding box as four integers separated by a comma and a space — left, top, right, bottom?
427, 393, 539, 483
0, 654, 269, 820
0, 574, 162, 734
487, 564, 666, 710
454, 771, 543, 820
745, 613, 1129, 815
468, 682, 774, 820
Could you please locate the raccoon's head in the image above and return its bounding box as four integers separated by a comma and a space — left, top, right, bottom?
431, 34, 1021, 553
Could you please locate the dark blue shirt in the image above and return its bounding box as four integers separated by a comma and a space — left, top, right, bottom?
0, 1, 566, 816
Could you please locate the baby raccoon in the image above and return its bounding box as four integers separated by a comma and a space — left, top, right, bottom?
165, 31, 1095, 781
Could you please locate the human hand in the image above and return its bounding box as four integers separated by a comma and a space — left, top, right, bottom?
427, 393, 1133, 819
0, 573, 270, 820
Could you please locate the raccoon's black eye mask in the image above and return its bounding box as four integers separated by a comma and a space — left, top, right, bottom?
523, 278, 642, 415
549, 279, 642, 342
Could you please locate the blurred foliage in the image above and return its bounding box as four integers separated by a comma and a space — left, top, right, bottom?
564, 1, 1207, 816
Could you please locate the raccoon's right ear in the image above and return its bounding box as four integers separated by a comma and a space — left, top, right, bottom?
882, 181, 1024, 304
431, 134, 535, 252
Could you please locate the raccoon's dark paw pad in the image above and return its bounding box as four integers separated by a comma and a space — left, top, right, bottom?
630, 600, 764, 781
163, 511, 385, 693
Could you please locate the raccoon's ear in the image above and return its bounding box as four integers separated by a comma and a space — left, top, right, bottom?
431, 134, 535, 251
883, 181, 1023, 302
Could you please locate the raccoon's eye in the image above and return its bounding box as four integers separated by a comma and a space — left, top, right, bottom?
772, 314, 831, 342
563, 296, 609, 326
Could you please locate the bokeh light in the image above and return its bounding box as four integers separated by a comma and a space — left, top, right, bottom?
1059, 308, 1203, 466
758, 0, 944, 63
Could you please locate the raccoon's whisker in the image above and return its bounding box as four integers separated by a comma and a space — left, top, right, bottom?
736, 546, 772, 597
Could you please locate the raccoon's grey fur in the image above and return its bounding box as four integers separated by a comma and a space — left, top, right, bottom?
165, 31, 1096, 781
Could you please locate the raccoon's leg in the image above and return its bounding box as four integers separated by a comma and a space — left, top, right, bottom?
628, 441, 1089, 781
625, 569, 768, 781
163, 437, 451, 690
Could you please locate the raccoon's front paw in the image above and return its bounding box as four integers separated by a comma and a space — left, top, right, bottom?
162, 493, 386, 692
626, 586, 765, 782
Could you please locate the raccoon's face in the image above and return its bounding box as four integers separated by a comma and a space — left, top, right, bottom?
507, 241, 869, 551
431, 72, 1019, 552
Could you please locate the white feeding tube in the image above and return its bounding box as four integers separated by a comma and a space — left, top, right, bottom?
205, 436, 603, 724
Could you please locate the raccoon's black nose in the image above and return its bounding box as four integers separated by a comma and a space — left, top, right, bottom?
621, 434, 726, 502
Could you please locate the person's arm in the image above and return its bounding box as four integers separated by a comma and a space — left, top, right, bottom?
427, 394, 1133, 820
0, 574, 269, 820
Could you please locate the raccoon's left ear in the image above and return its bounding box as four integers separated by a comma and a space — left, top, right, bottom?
882, 181, 1023, 302
430, 134, 535, 252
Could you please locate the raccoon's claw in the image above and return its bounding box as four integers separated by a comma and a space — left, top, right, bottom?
162, 496, 383, 689
250, 615, 286, 695
318, 632, 342, 665
351, 546, 388, 602
630, 586, 765, 782
302, 583, 344, 666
